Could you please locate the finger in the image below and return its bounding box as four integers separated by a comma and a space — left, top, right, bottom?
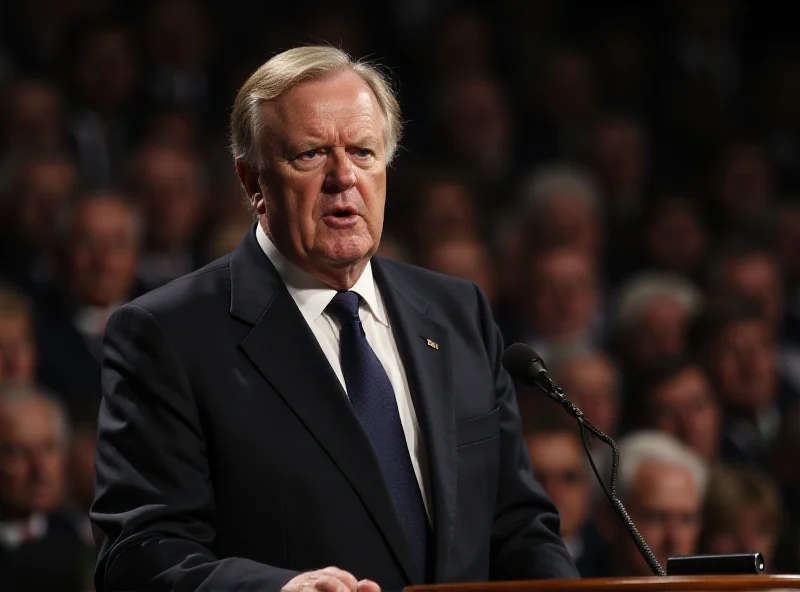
357, 579, 381, 592
319, 567, 359, 592
314, 575, 351, 592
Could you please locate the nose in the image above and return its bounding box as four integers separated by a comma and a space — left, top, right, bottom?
322, 148, 356, 194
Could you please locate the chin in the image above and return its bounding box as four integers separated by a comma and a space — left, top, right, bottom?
317, 235, 375, 266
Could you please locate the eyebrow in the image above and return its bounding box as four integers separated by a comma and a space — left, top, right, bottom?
283, 135, 382, 156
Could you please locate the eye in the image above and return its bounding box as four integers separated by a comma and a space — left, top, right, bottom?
297, 148, 324, 161
349, 147, 375, 162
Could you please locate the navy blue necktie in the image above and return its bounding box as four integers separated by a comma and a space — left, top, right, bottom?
326, 291, 430, 574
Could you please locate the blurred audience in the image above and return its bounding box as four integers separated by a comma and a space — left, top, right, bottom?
613, 273, 701, 374
0, 77, 65, 154
630, 358, 721, 462
0, 284, 36, 387
548, 343, 621, 441
34, 191, 141, 413
700, 465, 785, 573
515, 245, 601, 359
689, 294, 789, 468
523, 417, 593, 571
126, 142, 205, 291
0, 151, 78, 289
422, 239, 497, 306
593, 431, 706, 577
1, 0, 800, 582
516, 163, 603, 261
0, 385, 91, 592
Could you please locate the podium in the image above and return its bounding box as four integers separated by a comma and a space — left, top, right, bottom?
405, 575, 800, 591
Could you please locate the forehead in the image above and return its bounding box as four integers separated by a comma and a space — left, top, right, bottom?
0, 399, 58, 438
260, 70, 384, 148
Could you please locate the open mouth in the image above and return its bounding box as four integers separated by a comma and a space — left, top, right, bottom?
323, 206, 359, 227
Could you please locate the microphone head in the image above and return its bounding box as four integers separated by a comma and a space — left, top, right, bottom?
502, 343, 546, 383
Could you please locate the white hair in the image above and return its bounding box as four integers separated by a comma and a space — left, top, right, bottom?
230, 45, 402, 170
0, 384, 71, 446
614, 272, 701, 333
615, 431, 708, 502
519, 163, 601, 216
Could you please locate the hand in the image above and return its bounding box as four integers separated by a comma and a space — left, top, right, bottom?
282, 567, 381, 592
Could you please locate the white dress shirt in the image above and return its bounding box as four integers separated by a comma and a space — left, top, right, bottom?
256, 225, 431, 518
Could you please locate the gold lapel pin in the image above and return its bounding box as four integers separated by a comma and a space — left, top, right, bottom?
426, 338, 439, 350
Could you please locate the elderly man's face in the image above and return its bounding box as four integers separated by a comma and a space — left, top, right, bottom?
623, 463, 702, 575
0, 398, 66, 517
254, 70, 387, 286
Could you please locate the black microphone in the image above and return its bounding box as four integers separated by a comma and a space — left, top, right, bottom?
502, 343, 666, 577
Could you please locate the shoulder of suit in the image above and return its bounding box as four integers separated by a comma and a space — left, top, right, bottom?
375, 256, 479, 302
126, 254, 233, 318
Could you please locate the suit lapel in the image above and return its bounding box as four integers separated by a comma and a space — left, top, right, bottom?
373, 259, 458, 583
230, 229, 420, 583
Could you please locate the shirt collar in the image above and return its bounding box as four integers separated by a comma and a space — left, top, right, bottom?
256, 223, 388, 327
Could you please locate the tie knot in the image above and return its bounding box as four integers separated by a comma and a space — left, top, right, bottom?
326, 291, 361, 325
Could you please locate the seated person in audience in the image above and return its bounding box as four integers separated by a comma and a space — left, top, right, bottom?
126, 142, 207, 291
34, 192, 142, 414
707, 238, 800, 395
689, 294, 792, 467
548, 343, 621, 440
0, 151, 78, 290
514, 245, 601, 359
0, 283, 36, 387
613, 272, 701, 375
422, 238, 497, 307
523, 416, 594, 574
630, 358, 721, 462
0, 385, 92, 592
593, 431, 707, 577
700, 465, 783, 572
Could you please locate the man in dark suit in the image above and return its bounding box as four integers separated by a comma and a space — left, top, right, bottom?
91, 46, 579, 592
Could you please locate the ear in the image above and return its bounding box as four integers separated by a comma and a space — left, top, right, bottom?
235, 158, 265, 213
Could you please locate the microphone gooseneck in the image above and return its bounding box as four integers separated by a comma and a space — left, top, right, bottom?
502, 343, 666, 577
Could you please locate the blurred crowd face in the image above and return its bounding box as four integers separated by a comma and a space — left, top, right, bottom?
555, 354, 619, 438
704, 506, 778, 568
0, 311, 36, 387
424, 239, 496, 304
413, 180, 479, 248
647, 367, 721, 461
532, 195, 601, 260
0, 396, 66, 518
145, 0, 211, 70
240, 70, 387, 287
11, 157, 78, 253
74, 24, 137, 115
2, 80, 63, 152
589, 118, 646, 204
715, 144, 773, 224
540, 50, 595, 124
431, 9, 492, 78
643, 197, 707, 276
623, 462, 702, 574
442, 77, 511, 176
525, 248, 598, 341
626, 297, 692, 367
718, 254, 783, 331
66, 195, 140, 306
705, 319, 777, 416
131, 145, 204, 253
525, 431, 591, 541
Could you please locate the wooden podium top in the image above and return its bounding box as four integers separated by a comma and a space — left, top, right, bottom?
405, 575, 800, 592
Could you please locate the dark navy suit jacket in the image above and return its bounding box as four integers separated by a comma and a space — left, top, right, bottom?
91, 226, 578, 591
